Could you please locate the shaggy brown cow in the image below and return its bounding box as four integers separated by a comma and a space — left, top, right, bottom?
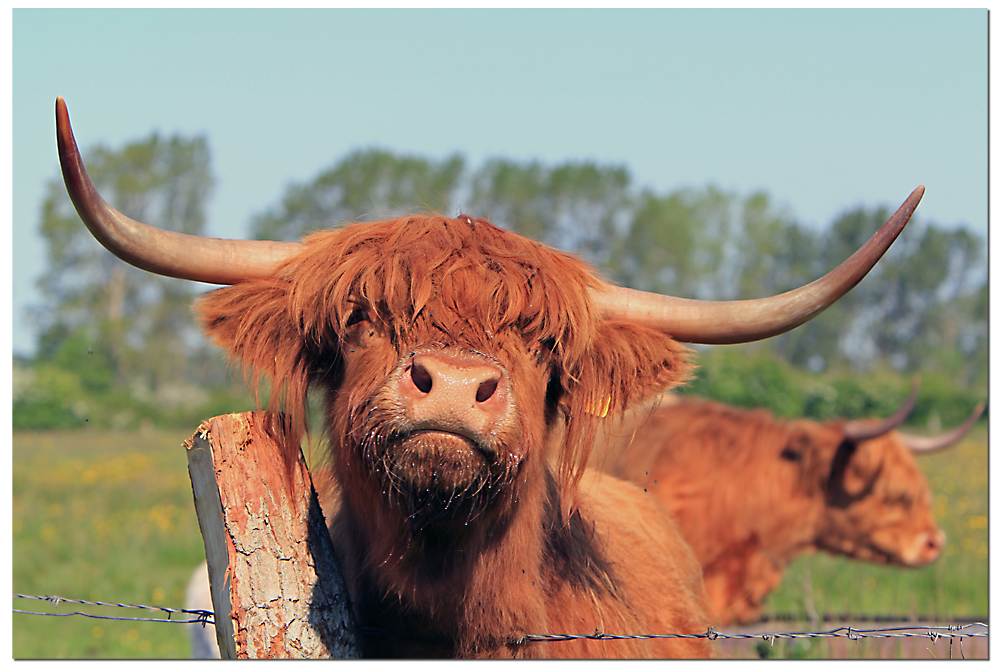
602, 392, 984, 626
55, 97, 922, 658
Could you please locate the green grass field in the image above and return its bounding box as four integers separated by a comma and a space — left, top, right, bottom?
12, 422, 988, 659
13, 428, 206, 659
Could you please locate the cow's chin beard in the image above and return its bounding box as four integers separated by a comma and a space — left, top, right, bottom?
388, 430, 491, 492
361, 428, 522, 533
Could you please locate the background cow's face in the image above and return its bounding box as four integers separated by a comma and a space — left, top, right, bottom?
197, 215, 692, 524
802, 425, 944, 567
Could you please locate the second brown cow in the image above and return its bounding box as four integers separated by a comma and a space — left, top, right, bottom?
601, 391, 983, 625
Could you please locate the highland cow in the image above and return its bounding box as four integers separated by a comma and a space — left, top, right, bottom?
602, 390, 984, 625
55, 96, 922, 658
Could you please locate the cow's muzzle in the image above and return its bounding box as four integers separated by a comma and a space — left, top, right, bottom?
397, 349, 513, 450
374, 349, 520, 494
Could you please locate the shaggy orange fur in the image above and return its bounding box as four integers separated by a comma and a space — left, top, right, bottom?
603, 398, 945, 625
197, 215, 712, 657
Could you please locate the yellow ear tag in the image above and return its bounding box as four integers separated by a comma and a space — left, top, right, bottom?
584, 394, 612, 418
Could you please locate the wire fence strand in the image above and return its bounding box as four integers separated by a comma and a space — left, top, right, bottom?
520, 623, 988, 645
13, 594, 213, 626
13, 593, 988, 648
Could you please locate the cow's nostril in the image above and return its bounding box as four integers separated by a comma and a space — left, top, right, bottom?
411, 363, 433, 394
476, 378, 499, 403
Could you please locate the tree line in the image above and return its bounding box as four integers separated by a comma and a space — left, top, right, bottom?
14, 128, 987, 430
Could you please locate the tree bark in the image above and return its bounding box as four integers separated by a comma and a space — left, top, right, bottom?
184, 412, 359, 658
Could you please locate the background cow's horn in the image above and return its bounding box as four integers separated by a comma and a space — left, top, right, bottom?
591, 186, 923, 344
56, 97, 302, 284
899, 402, 985, 454
843, 377, 921, 442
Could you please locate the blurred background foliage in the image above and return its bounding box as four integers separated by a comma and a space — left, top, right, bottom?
14, 134, 987, 432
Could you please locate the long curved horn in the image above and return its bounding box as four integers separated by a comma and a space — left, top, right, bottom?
56, 97, 302, 284
843, 377, 921, 442
900, 403, 985, 454
592, 186, 923, 344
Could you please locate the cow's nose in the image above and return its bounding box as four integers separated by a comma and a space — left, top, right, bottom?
923, 529, 946, 561
400, 351, 508, 432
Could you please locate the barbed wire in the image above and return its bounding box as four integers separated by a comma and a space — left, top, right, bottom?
12, 594, 213, 626
519, 622, 988, 645
14, 592, 987, 648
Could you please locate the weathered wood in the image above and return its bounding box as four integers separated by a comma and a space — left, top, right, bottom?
184, 412, 360, 659
186, 427, 238, 658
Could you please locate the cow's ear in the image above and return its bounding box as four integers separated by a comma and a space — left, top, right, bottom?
555, 321, 692, 490
841, 442, 882, 497
827, 439, 881, 500
568, 321, 693, 419
196, 279, 302, 377
195, 279, 318, 463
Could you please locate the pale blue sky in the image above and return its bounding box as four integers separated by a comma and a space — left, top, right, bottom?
12, 9, 987, 356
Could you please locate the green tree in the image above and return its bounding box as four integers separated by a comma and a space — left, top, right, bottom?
612, 186, 750, 300
733, 191, 819, 299
251, 148, 465, 241
964, 281, 989, 387
883, 225, 985, 382
31, 130, 216, 398
804, 207, 987, 375
469, 159, 632, 265
468, 159, 547, 239
611, 188, 704, 296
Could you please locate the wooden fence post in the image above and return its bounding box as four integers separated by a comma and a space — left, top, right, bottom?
184, 412, 360, 658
